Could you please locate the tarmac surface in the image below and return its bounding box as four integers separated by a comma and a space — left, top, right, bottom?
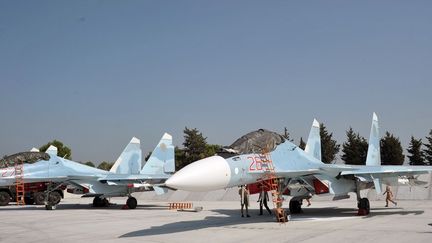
1, 198, 432, 243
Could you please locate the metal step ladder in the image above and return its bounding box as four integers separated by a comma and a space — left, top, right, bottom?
260, 152, 288, 223
14, 160, 25, 206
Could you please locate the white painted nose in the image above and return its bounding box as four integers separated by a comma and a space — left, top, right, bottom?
165, 156, 231, 191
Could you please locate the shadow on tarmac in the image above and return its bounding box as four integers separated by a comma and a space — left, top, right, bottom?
0, 203, 170, 211
119, 207, 425, 238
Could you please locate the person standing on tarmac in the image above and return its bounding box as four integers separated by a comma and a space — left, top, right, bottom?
258, 185, 272, 215
239, 185, 250, 217
383, 185, 397, 207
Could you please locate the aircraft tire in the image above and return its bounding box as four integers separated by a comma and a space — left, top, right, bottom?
126, 197, 137, 209
0, 191, 11, 206
358, 198, 370, 214
34, 192, 46, 205
102, 198, 109, 207
93, 196, 103, 207
289, 199, 302, 214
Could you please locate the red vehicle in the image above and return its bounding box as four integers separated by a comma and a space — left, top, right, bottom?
0, 182, 65, 206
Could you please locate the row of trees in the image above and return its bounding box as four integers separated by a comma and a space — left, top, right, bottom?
31, 126, 432, 171
319, 127, 432, 166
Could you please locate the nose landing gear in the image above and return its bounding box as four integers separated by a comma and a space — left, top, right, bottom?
355, 180, 370, 215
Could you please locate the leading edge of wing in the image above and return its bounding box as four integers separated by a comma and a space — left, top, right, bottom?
340, 165, 432, 176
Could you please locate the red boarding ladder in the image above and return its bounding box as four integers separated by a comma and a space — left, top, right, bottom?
260, 151, 288, 223
15, 160, 25, 206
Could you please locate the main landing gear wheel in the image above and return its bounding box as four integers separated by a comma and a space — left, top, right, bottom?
93, 196, 109, 207
126, 197, 137, 209
357, 198, 370, 215
289, 199, 302, 214
0, 191, 10, 206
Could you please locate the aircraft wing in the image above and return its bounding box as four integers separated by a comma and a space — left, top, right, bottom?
97, 174, 171, 190
98, 174, 170, 195
339, 166, 432, 177
100, 174, 171, 181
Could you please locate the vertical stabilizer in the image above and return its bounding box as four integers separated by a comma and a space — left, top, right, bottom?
366, 112, 381, 166
110, 137, 142, 174
305, 119, 322, 161
141, 133, 175, 175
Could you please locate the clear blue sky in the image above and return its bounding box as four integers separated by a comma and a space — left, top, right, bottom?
1, 1, 431, 163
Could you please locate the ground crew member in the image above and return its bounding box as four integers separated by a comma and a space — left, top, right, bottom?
383, 185, 397, 207
258, 186, 272, 215
239, 185, 250, 217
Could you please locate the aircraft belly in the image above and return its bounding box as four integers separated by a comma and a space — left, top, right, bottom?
315, 175, 355, 195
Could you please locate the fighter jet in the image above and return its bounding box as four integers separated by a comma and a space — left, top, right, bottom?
165, 113, 432, 216
0, 133, 174, 209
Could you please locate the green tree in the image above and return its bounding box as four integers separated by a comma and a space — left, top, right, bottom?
423, 129, 432, 165
174, 128, 221, 170
175, 146, 187, 170
341, 128, 368, 165
407, 136, 425, 165
380, 132, 405, 165
320, 123, 340, 163
84, 161, 95, 167
183, 127, 208, 164
39, 140, 72, 159
97, 161, 114, 171
205, 144, 221, 157
298, 137, 306, 150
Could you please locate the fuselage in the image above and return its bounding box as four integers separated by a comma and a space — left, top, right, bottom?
166, 141, 324, 191
0, 155, 145, 197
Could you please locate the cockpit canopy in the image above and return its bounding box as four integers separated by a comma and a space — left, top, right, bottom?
0, 152, 51, 168
218, 129, 286, 158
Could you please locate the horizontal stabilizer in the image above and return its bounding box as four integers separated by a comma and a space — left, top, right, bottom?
153, 186, 168, 195
30, 147, 40, 152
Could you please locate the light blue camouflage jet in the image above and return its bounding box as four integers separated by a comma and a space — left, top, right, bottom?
0, 133, 174, 209
166, 113, 432, 216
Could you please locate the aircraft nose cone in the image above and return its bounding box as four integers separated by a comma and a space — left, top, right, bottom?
165, 156, 231, 191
